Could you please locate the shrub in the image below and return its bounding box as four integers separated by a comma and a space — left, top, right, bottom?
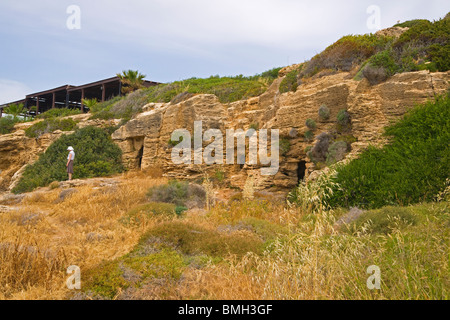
146, 180, 206, 209
327, 95, 450, 209
318, 105, 330, 121
142, 221, 263, 258
362, 64, 389, 85
326, 141, 348, 165
37, 108, 81, 119
279, 138, 291, 156
300, 34, 391, 78
13, 126, 123, 193
0, 116, 18, 134
121, 202, 178, 225
336, 110, 350, 126
305, 118, 317, 130
310, 132, 332, 162
347, 206, 419, 235
279, 68, 300, 93
25, 118, 77, 138
304, 130, 314, 142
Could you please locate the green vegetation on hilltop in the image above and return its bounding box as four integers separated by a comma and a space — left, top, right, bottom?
13, 126, 123, 194
300, 14, 449, 84
25, 118, 78, 138
89, 68, 282, 120
37, 108, 81, 119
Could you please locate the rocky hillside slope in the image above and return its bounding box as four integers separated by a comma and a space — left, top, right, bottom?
1, 69, 448, 193
111, 69, 449, 189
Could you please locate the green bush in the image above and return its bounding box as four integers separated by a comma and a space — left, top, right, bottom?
305, 118, 317, 130
318, 105, 330, 121
347, 206, 419, 235
301, 34, 391, 78
326, 141, 348, 165
13, 126, 123, 193
279, 68, 300, 93
301, 15, 449, 83
337, 110, 350, 126
121, 202, 178, 225
146, 180, 206, 209
327, 95, 450, 209
37, 108, 81, 119
0, 116, 18, 134
304, 130, 314, 142
25, 118, 77, 138
310, 132, 332, 162
279, 138, 291, 156
90, 71, 281, 120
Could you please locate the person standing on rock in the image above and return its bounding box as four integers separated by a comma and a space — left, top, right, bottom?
66, 146, 75, 181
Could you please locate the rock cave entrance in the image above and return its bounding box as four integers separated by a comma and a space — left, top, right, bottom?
137, 145, 144, 169
297, 160, 306, 183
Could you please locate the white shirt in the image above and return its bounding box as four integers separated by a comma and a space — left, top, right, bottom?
67, 151, 75, 161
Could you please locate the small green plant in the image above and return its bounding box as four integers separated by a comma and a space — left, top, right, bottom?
168, 135, 183, 146
249, 123, 259, 130
48, 181, 60, 190
279, 138, 291, 156
279, 68, 301, 93
318, 105, 330, 121
25, 118, 77, 138
326, 141, 348, 165
0, 116, 18, 134
347, 206, 419, 235
146, 180, 206, 209
310, 132, 332, 162
304, 130, 314, 142
121, 202, 178, 225
305, 118, 317, 130
336, 109, 350, 127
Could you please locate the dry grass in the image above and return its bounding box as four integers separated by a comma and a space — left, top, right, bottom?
0, 170, 167, 299
0, 170, 448, 300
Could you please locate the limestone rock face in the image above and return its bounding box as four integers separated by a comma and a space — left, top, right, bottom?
112, 70, 449, 190
0, 130, 67, 191
1, 69, 448, 193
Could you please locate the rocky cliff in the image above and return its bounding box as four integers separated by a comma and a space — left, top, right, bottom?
1, 69, 448, 193
111, 69, 449, 190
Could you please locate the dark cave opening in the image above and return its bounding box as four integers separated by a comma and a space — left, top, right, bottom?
297, 160, 306, 183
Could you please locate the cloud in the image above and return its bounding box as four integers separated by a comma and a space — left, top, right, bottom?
0, 79, 31, 105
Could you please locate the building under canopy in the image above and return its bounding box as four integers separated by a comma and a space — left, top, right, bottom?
0, 76, 159, 118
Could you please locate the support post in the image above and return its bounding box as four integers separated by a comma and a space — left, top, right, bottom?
102, 84, 106, 102
36, 96, 40, 115
52, 92, 56, 109
66, 92, 69, 108
80, 89, 85, 113
0, 107, 3, 119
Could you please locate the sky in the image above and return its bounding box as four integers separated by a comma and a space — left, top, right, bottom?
0, 0, 448, 104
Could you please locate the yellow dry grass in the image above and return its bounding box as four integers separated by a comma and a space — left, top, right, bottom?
0, 170, 167, 300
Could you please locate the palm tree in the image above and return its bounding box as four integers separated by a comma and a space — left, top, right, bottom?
82, 98, 98, 112
5, 103, 25, 120
116, 70, 146, 95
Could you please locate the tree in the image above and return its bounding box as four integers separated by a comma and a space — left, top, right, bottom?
4, 103, 25, 120
116, 70, 146, 95
82, 98, 98, 111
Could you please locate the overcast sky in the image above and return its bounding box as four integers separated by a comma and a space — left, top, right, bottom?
0, 0, 448, 104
